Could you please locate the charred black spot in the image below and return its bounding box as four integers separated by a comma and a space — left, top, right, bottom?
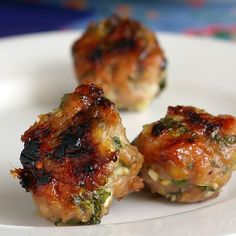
19, 172, 30, 191
89, 38, 135, 62
79, 181, 85, 187
187, 111, 203, 125
94, 97, 113, 108
152, 117, 189, 137
76, 83, 104, 99
112, 154, 118, 162
19, 169, 52, 191
152, 122, 166, 136
115, 39, 136, 50
205, 122, 221, 135
73, 160, 96, 177
90, 48, 103, 61
20, 140, 40, 168
187, 110, 222, 136
54, 123, 94, 160
84, 164, 94, 173
36, 169, 52, 186
186, 137, 196, 143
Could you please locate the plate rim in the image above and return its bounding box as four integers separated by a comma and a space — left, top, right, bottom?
1, 30, 236, 235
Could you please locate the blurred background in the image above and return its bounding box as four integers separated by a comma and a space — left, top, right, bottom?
1, 0, 236, 40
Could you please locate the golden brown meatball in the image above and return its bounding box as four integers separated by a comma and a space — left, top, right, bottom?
72, 15, 167, 111
11, 84, 143, 225
133, 106, 236, 203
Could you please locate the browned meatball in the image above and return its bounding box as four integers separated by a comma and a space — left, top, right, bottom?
72, 15, 167, 111
11, 84, 143, 225
133, 106, 236, 203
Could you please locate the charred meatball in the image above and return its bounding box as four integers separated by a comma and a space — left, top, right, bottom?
133, 106, 236, 203
72, 15, 167, 111
11, 84, 143, 225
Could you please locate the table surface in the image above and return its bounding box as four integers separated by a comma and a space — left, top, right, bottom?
0, 0, 236, 41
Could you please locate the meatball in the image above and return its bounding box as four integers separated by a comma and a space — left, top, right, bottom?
72, 15, 167, 111
11, 84, 143, 225
133, 106, 236, 203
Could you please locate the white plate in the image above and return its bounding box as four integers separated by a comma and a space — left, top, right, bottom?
0, 31, 236, 236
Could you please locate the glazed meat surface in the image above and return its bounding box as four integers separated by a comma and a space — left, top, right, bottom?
11, 84, 143, 224
72, 15, 166, 111
133, 106, 236, 203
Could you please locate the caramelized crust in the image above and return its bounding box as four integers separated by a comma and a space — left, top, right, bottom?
72, 15, 166, 110
133, 106, 236, 203
12, 84, 143, 224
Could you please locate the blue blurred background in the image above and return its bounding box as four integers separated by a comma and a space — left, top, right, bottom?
1, 0, 236, 40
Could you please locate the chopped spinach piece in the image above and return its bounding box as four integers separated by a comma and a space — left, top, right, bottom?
73, 187, 111, 225
90, 188, 111, 224
95, 188, 111, 204
73, 195, 93, 211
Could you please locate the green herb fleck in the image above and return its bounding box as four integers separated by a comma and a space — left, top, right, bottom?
95, 188, 111, 204
80, 199, 93, 211
209, 159, 220, 168
159, 79, 166, 91
112, 136, 122, 150
187, 163, 194, 169
223, 135, 236, 146
171, 126, 189, 137
73, 187, 111, 225
172, 179, 188, 187
211, 131, 236, 147
90, 188, 111, 224
197, 184, 215, 192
